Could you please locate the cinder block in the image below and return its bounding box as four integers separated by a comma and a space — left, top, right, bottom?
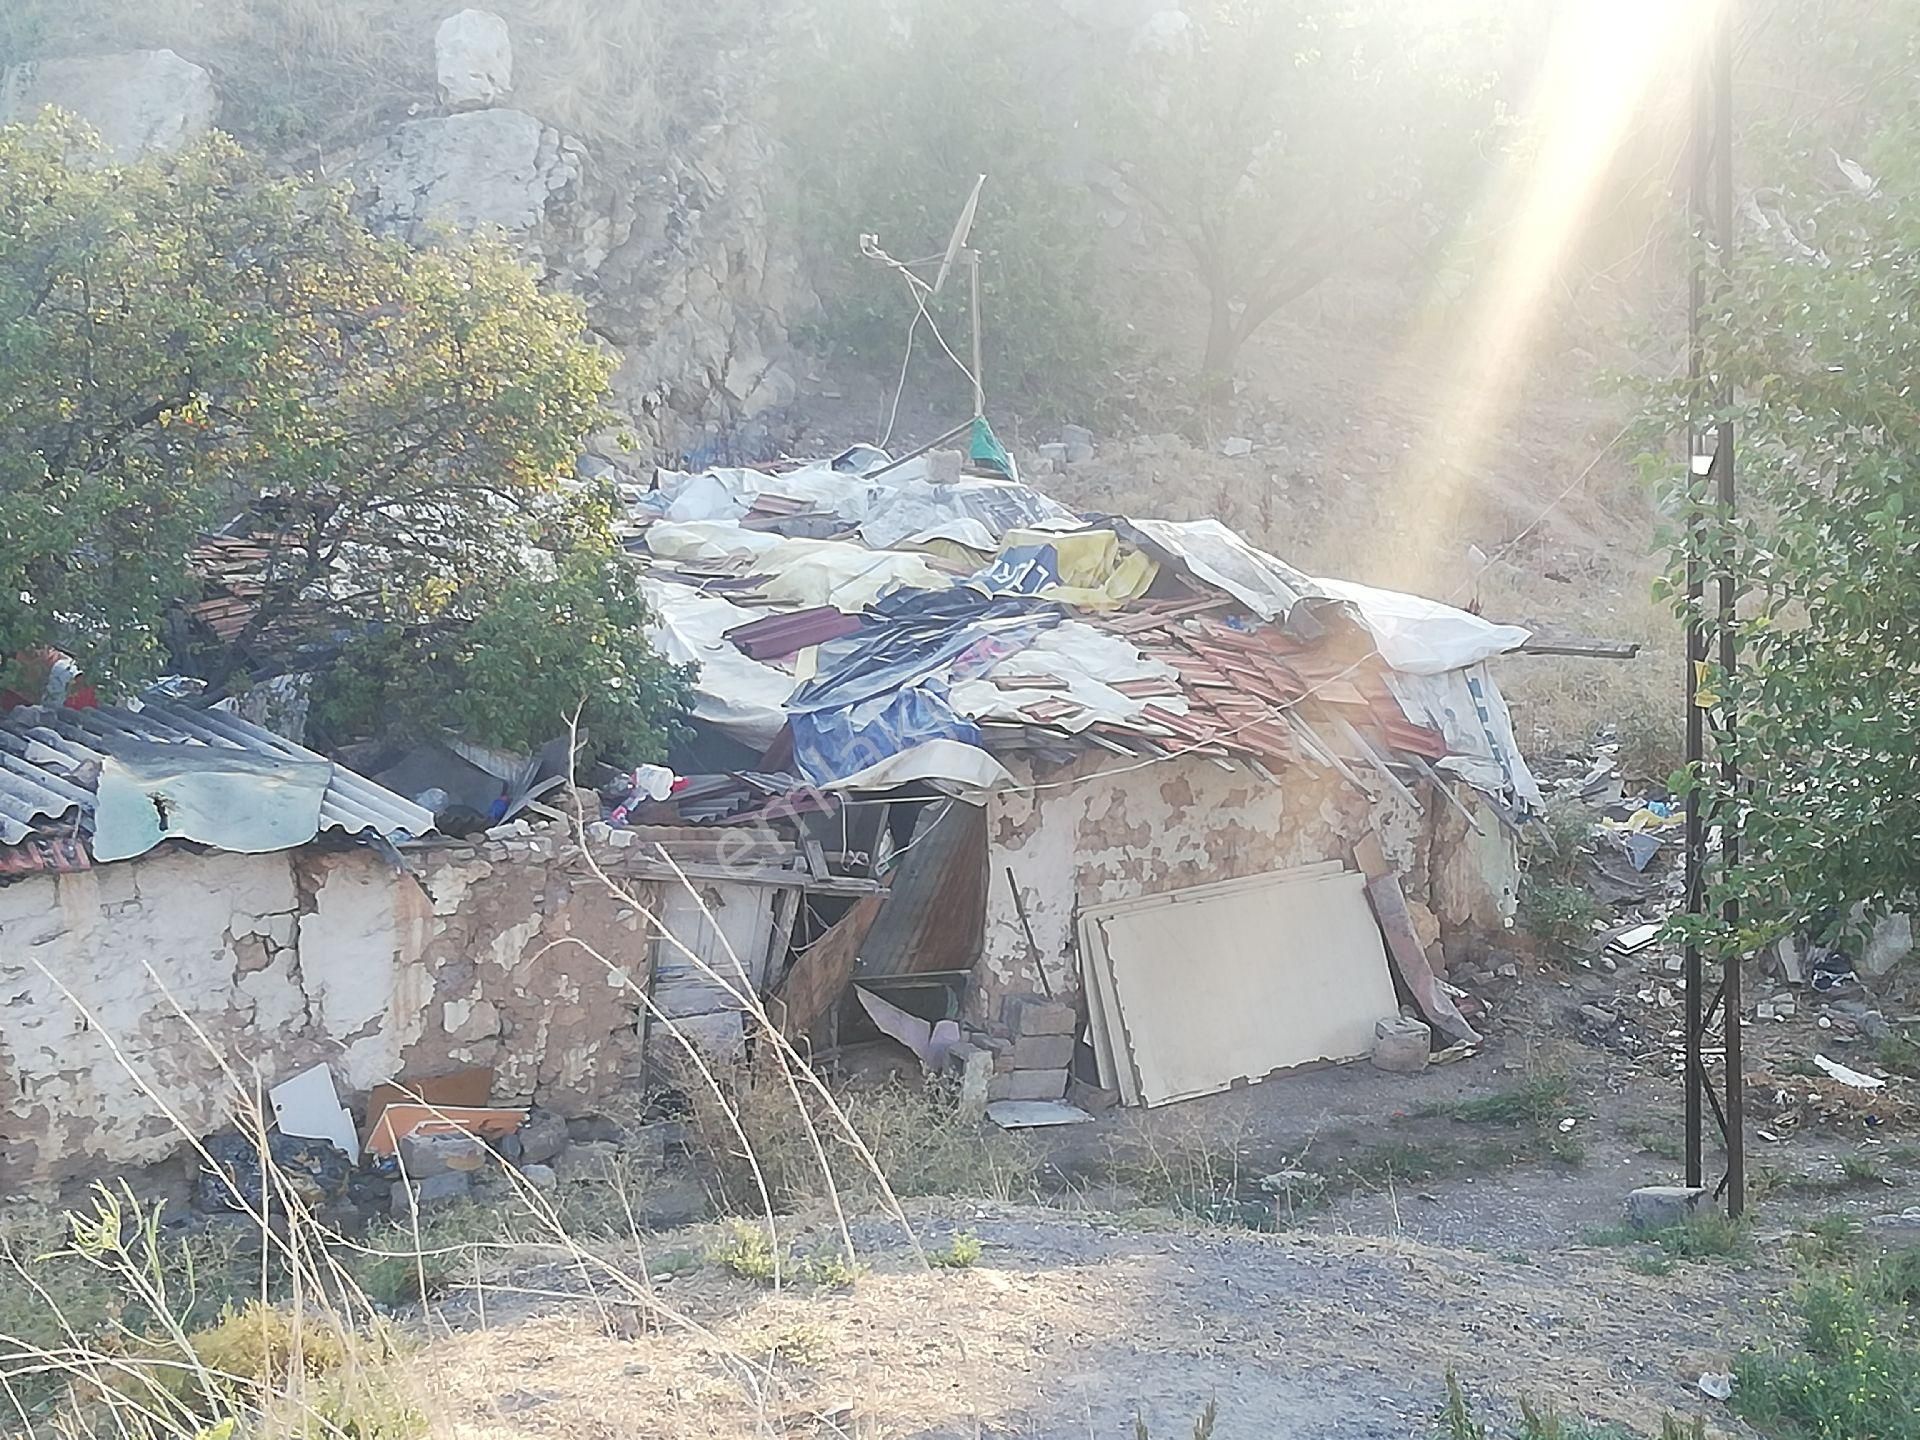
1003, 994, 1076, 1037
1011, 1033, 1076, 1071
988, 1068, 1068, 1102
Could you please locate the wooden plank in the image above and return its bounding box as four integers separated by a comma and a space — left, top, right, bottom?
773, 895, 884, 1046
614, 855, 884, 895
1365, 871, 1481, 1046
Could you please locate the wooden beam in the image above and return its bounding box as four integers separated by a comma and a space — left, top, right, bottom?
1513, 631, 1643, 660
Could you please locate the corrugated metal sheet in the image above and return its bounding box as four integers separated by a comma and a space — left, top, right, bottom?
0, 701, 435, 848
857, 800, 989, 977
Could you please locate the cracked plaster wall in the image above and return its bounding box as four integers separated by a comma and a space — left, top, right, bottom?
0, 841, 661, 1192
979, 751, 1497, 1021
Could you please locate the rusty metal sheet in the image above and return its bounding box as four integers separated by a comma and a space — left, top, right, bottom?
857, 801, 988, 978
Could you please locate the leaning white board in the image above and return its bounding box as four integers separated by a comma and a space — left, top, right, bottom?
1094, 868, 1397, 1107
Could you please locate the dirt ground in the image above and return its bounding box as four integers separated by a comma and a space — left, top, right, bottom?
416, 851, 1920, 1440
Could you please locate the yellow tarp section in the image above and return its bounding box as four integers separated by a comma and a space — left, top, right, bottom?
997, 527, 1160, 611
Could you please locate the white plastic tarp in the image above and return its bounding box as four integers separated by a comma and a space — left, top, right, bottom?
640, 578, 796, 747
949, 621, 1187, 732
861, 478, 1079, 550
643, 463, 880, 526
756, 538, 951, 612
645, 526, 953, 612
1385, 663, 1545, 812
1126, 517, 1322, 621
822, 739, 1015, 803
1315, 577, 1531, 675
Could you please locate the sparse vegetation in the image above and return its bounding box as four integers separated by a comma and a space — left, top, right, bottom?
1583, 1213, 1749, 1265
1877, 1033, 1920, 1079
1735, 1271, 1920, 1440
1518, 801, 1603, 961
1429, 1069, 1587, 1166
706, 1220, 861, 1290
682, 1074, 1040, 1215
928, 1232, 983, 1270
1442, 1368, 1706, 1440
1134, 1399, 1218, 1440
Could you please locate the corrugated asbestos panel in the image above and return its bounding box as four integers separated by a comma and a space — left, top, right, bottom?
857, 800, 989, 977
0, 701, 434, 847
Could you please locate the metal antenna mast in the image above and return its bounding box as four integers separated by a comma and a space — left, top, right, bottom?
1683, 0, 1744, 1218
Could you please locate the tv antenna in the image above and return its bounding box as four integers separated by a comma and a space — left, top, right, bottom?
862, 175, 990, 432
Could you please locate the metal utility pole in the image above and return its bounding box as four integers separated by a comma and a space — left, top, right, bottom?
1683, 0, 1744, 1218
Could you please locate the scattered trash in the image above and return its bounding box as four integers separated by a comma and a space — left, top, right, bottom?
195, 1130, 350, 1213
267, 1064, 358, 1160
1811, 947, 1858, 992
1219, 436, 1254, 458
1814, 1053, 1886, 1090
986, 1100, 1094, 1129
1697, 1372, 1733, 1402
1606, 922, 1662, 955
1557, 1117, 1578, 1133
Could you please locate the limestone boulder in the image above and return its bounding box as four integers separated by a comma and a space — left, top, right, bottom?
354, 109, 581, 249
436, 9, 513, 110
0, 49, 218, 161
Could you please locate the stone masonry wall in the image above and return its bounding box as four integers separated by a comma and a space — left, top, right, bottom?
0, 839, 662, 1193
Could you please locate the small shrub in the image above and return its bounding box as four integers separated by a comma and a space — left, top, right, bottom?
709, 1220, 782, 1285
1792, 1214, 1861, 1268
706, 1221, 859, 1289
189, 1301, 347, 1387
928, 1232, 983, 1269
1519, 880, 1601, 961
801, 1251, 861, 1289
1866, 1246, 1920, 1309
351, 1206, 502, 1307
1735, 1277, 1920, 1440
1843, 1152, 1891, 1187
1440, 1370, 1488, 1440
1133, 1399, 1218, 1440
1876, 1032, 1920, 1078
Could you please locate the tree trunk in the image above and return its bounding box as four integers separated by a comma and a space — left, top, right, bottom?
1200, 289, 1240, 405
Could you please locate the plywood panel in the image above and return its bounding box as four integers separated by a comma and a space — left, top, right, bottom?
1097, 869, 1397, 1106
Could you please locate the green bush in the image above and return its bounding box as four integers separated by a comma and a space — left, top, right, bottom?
1736, 1277, 1920, 1439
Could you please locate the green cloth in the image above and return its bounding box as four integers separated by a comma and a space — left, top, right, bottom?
967, 415, 1017, 480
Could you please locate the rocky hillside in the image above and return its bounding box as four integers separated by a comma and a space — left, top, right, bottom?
0, 0, 1704, 760
2, 0, 805, 465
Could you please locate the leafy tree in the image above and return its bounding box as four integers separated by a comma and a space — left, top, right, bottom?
1663, 96, 1920, 953
1099, 0, 1505, 391
0, 114, 688, 761
309, 544, 688, 761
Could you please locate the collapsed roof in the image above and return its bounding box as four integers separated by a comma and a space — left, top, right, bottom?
624, 447, 1544, 815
